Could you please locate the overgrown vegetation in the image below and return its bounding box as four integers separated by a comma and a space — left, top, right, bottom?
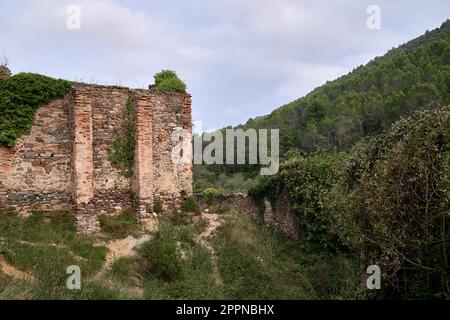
153, 70, 187, 93
249, 106, 450, 299
109, 96, 136, 178
212, 212, 359, 299
181, 196, 201, 214
0, 73, 71, 148
201, 188, 220, 205
338, 106, 450, 299
98, 210, 140, 239
0, 210, 117, 299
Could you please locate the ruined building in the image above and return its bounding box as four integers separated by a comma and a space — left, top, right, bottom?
0, 73, 193, 233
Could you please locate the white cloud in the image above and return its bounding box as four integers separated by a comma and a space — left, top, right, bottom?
1, 0, 449, 129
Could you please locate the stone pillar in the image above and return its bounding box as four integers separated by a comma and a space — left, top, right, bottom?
132, 91, 154, 217
71, 88, 95, 205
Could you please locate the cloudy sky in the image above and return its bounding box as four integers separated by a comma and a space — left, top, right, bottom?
0, 0, 449, 131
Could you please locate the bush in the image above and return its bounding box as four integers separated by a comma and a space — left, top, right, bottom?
109, 97, 136, 178
249, 151, 347, 250
182, 196, 200, 214
139, 222, 184, 281
153, 70, 187, 93
201, 188, 220, 205
99, 210, 140, 239
154, 200, 163, 214
339, 106, 450, 299
0, 73, 71, 147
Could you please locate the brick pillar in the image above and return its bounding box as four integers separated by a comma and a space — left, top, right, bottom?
181, 94, 193, 196
132, 91, 154, 217
72, 88, 95, 205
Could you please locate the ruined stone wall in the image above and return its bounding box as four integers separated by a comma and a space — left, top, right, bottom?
0, 83, 193, 233
150, 92, 193, 210
72, 84, 134, 220
0, 96, 73, 213
206, 192, 301, 239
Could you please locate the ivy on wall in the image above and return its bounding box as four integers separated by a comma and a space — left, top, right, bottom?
0, 73, 71, 148
109, 95, 136, 178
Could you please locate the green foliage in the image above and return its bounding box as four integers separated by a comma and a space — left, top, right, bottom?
201, 188, 220, 205
249, 152, 347, 250
249, 105, 450, 299
338, 106, 450, 299
109, 97, 136, 178
0, 73, 71, 147
193, 164, 261, 193
0, 210, 114, 299
98, 210, 140, 239
153, 70, 187, 93
140, 219, 220, 299
139, 222, 184, 281
153, 199, 163, 214
181, 196, 201, 214
212, 213, 359, 299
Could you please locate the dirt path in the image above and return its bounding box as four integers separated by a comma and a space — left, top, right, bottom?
195, 212, 224, 286
91, 235, 151, 282
0, 257, 36, 283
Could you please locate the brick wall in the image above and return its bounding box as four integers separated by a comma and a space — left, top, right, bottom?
0, 83, 193, 233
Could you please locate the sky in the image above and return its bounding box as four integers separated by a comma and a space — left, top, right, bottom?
0, 0, 449, 131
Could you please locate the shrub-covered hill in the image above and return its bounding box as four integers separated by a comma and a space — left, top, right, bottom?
243, 20, 450, 154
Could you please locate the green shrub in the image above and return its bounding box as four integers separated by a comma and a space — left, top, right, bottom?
0, 73, 71, 148
249, 151, 347, 250
109, 97, 136, 177
201, 188, 220, 205
153, 200, 163, 214
139, 222, 184, 281
182, 196, 200, 214
153, 70, 187, 93
99, 210, 140, 239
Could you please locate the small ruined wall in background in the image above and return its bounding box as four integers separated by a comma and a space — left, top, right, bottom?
199, 192, 301, 239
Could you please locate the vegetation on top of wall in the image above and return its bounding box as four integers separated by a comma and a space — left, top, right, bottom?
249, 151, 347, 250
153, 70, 187, 93
0, 73, 71, 148
109, 96, 136, 178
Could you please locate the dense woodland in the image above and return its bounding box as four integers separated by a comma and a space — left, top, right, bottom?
197, 20, 450, 299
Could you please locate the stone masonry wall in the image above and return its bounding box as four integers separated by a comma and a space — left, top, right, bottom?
150, 92, 193, 210
0, 83, 193, 233
206, 192, 301, 239
0, 96, 73, 214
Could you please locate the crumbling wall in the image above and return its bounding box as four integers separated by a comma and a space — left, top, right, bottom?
150, 92, 193, 210
0, 96, 72, 213
206, 192, 301, 239
0, 83, 193, 233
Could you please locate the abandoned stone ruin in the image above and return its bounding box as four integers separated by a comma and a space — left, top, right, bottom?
0, 75, 193, 234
